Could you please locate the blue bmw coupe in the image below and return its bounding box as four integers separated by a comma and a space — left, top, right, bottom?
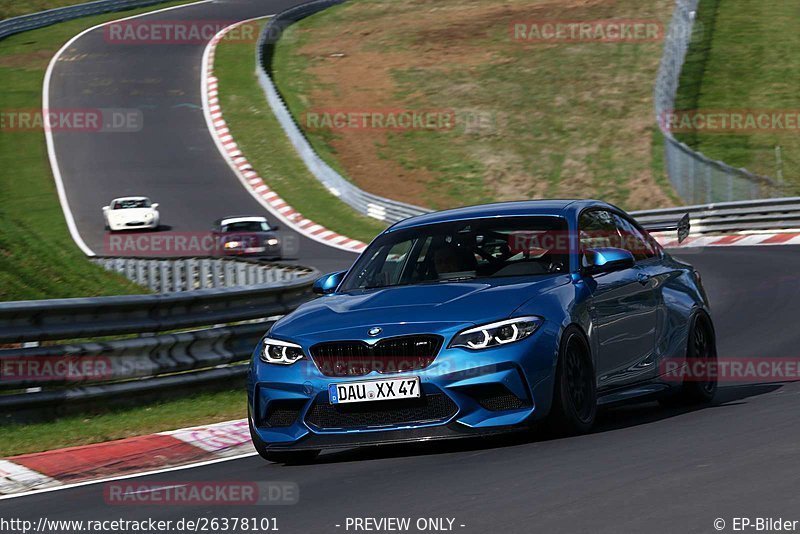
247, 200, 716, 462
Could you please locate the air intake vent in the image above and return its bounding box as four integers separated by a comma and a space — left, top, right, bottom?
305, 393, 457, 430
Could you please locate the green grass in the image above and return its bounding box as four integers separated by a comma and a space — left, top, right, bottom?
674, 0, 800, 192
0, 2, 196, 301
271, 0, 678, 211
1, 0, 94, 19
213, 20, 386, 243
0, 389, 245, 457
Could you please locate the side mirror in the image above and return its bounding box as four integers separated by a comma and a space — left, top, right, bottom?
582, 248, 635, 275
102, 206, 109, 211
271, 224, 280, 231
151, 203, 159, 210
313, 271, 346, 295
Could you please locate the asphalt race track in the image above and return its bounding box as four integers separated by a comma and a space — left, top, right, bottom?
4, 246, 800, 533
47, 0, 356, 273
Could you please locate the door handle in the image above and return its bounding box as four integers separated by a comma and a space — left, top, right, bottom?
637, 272, 650, 285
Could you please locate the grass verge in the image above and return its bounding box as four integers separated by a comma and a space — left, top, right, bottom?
0, 2, 196, 301
1, 0, 96, 20
674, 0, 800, 192
0, 388, 245, 457
213, 19, 386, 244
271, 0, 678, 211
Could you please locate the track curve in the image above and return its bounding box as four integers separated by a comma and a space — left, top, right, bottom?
4, 246, 800, 532
45, 0, 356, 273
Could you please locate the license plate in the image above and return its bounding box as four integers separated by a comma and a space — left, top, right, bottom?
244, 246, 266, 253
329, 377, 420, 405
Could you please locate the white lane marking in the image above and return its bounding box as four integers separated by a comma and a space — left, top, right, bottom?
0, 452, 258, 501
43, 0, 214, 257
200, 18, 363, 254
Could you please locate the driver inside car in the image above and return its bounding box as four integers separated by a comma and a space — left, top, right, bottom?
433, 244, 477, 280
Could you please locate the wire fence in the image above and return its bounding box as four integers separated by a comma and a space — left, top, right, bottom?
654, 0, 790, 203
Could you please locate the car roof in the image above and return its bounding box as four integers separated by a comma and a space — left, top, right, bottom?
112, 196, 150, 202
217, 216, 269, 226
386, 199, 613, 232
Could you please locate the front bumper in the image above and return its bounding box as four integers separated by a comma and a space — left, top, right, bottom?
258, 422, 529, 451
220, 244, 282, 258
247, 331, 559, 450
108, 220, 158, 231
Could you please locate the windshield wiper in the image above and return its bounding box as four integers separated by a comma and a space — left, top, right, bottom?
436, 275, 477, 283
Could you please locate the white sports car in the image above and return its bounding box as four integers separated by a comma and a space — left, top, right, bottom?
103, 197, 160, 231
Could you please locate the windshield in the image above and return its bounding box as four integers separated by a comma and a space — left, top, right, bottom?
340, 216, 569, 291
113, 199, 150, 209
222, 221, 271, 232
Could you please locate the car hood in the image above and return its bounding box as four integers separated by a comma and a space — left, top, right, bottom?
271, 275, 570, 343
108, 208, 154, 220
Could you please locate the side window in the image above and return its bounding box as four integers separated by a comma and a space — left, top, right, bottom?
579, 210, 621, 252
612, 214, 657, 261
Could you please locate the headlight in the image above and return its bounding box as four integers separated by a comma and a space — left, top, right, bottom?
260, 337, 304, 365
266, 238, 279, 246
144, 213, 152, 220
449, 316, 543, 350
224, 240, 242, 249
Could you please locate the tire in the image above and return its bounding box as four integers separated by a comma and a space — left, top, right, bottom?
249, 415, 320, 464
546, 326, 597, 435
660, 312, 717, 406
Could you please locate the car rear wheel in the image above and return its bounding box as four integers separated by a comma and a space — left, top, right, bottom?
660, 313, 717, 406
248, 414, 320, 464
547, 327, 597, 435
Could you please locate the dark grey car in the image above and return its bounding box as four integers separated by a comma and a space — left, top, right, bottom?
212, 215, 282, 259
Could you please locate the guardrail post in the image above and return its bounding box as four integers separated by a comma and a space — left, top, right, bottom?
199, 259, 210, 289
224, 261, 234, 287
134, 260, 145, 286
236, 262, 246, 286
147, 260, 156, 292
212, 260, 222, 288
187, 258, 198, 290
175, 260, 185, 292
159, 261, 170, 293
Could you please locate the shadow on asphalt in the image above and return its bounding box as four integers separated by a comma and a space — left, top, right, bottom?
269, 382, 784, 467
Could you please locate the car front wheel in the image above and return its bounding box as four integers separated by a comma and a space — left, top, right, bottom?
547, 326, 597, 435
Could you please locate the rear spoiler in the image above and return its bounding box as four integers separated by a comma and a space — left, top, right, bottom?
640, 213, 691, 243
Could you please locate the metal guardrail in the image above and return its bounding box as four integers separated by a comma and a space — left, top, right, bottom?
92, 257, 314, 293
633, 197, 800, 234
654, 0, 791, 203
0, 271, 318, 419
255, 0, 430, 224
0, 0, 171, 40
0, 273, 316, 343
